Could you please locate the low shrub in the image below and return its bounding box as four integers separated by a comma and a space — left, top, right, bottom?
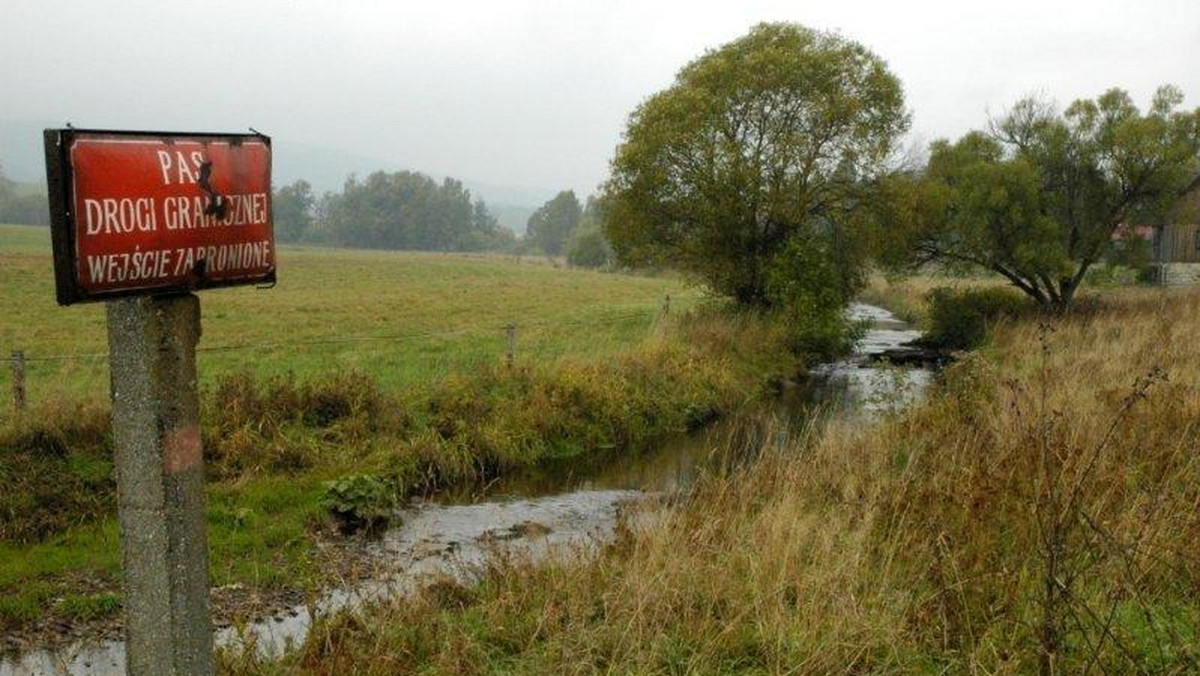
566, 225, 612, 268
766, 231, 864, 361
423, 339, 739, 475
319, 474, 398, 534
1083, 264, 1145, 288
207, 371, 392, 434
0, 402, 112, 544
203, 371, 404, 479
924, 286, 1028, 350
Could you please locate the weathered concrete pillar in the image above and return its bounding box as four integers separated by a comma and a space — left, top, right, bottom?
106, 293, 213, 676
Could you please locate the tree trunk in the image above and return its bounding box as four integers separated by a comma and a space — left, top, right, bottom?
992, 266, 1052, 309
1056, 279, 1078, 313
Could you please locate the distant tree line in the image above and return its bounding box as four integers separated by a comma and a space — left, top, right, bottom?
274, 171, 517, 253
525, 190, 613, 268
274, 171, 615, 267
0, 163, 49, 226
1, 154, 617, 264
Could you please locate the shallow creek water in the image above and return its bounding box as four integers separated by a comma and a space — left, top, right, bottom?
1, 303, 930, 676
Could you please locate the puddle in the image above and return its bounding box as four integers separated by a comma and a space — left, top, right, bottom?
218, 489, 644, 661
0, 303, 932, 675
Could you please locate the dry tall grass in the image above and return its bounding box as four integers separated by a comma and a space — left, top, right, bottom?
859, 272, 1009, 325
226, 286, 1200, 674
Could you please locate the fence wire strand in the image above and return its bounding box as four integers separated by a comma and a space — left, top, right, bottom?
11, 308, 664, 364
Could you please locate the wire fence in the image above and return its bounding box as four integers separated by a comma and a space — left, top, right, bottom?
3, 301, 676, 416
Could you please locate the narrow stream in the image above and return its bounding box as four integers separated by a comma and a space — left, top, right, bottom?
1, 303, 931, 676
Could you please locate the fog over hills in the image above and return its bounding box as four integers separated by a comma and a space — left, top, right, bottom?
0, 119, 546, 233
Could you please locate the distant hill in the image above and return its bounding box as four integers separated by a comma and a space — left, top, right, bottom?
0, 180, 49, 225
0, 119, 51, 183
0, 119, 551, 233
488, 203, 537, 235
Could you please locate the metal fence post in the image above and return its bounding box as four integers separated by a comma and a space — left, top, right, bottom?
11, 350, 26, 411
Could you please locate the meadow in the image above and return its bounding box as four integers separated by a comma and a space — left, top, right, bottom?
0, 223, 801, 644
0, 223, 701, 408
225, 283, 1200, 674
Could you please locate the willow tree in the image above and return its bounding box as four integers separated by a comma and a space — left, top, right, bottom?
883, 86, 1200, 309
602, 22, 909, 306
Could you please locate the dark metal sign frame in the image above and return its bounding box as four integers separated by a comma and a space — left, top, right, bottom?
43, 128, 275, 306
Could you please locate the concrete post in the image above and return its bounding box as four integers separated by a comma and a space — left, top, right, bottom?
106, 294, 213, 676
10, 350, 25, 411
505, 324, 517, 368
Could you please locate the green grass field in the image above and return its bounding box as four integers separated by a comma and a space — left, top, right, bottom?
2, 223, 798, 639
0, 223, 702, 412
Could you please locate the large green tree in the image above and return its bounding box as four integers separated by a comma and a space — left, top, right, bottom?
883, 86, 1200, 309
466, 199, 518, 251
273, 179, 315, 242
323, 171, 485, 252
602, 22, 908, 306
526, 190, 582, 256
565, 198, 612, 268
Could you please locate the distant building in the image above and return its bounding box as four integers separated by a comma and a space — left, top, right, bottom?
1111, 223, 1155, 244
1148, 179, 1200, 285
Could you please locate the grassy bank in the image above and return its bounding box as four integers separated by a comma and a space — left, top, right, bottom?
234, 286, 1200, 674
858, 273, 1011, 326
0, 225, 799, 640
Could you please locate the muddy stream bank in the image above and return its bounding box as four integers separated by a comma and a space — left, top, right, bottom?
1, 303, 931, 676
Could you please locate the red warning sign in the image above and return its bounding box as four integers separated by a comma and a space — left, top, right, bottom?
44, 129, 275, 305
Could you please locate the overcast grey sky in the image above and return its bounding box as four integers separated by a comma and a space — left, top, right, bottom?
1, 0, 1198, 198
